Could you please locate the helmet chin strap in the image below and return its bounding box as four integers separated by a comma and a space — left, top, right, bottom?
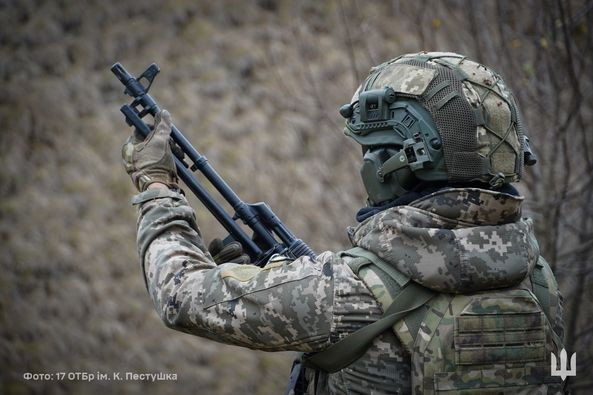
361, 134, 434, 206
378, 151, 408, 181
379, 134, 434, 182
361, 146, 418, 206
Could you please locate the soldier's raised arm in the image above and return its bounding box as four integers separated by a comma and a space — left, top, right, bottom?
122, 110, 379, 353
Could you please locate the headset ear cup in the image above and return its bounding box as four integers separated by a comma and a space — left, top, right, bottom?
361, 147, 422, 205
360, 156, 390, 206
394, 168, 416, 190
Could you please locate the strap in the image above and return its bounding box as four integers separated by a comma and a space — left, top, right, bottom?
131, 187, 183, 205
529, 263, 565, 357
434, 90, 459, 111
342, 247, 409, 287
380, 151, 409, 179
345, 246, 420, 350
400, 303, 426, 342
304, 282, 434, 373
473, 107, 486, 125
423, 79, 451, 101
531, 262, 550, 319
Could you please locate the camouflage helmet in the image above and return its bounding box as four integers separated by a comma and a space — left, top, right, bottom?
340, 52, 536, 205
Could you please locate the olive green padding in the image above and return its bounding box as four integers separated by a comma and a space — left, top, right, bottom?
304, 248, 434, 373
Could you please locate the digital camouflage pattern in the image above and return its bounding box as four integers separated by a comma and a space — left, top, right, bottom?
134, 186, 563, 394
348, 187, 564, 394
369, 64, 436, 96
351, 52, 525, 185
134, 188, 410, 394
351, 188, 537, 294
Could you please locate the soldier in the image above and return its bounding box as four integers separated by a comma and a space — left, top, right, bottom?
122, 52, 565, 394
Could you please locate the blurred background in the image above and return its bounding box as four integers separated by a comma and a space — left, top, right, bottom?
1, 0, 591, 393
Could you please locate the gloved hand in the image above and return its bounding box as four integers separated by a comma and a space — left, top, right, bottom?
208, 238, 251, 265
122, 109, 179, 192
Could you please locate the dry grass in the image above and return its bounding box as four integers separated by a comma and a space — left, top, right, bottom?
1, 0, 591, 394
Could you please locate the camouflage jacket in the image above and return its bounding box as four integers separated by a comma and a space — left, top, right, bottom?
133, 187, 563, 394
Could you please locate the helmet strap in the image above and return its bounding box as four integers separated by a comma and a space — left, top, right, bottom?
379, 134, 434, 181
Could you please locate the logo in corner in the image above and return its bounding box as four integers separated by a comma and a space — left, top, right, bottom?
551, 349, 576, 381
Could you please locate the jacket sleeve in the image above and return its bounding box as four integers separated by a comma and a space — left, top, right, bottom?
133, 188, 354, 352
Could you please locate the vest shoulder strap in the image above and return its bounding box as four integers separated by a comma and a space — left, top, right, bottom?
304, 248, 435, 373
344, 247, 428, 352
342, 246, 410, 287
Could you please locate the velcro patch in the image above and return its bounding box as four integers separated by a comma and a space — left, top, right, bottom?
370, 64, 436, 96
220, 265, 260, 282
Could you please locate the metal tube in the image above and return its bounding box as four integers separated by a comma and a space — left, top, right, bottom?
167, 123, 281, 250
120, 105, 262, 258
175, 161, 263, 258
113, 62, 316, 263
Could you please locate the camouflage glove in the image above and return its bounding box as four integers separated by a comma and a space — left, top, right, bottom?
208, 238, 251, 265
122, 110, 179, 192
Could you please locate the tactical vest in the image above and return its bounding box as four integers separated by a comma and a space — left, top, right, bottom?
305, 247, 565, 394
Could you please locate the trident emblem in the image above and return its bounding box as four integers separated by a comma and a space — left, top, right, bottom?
551, 349, 576, 380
